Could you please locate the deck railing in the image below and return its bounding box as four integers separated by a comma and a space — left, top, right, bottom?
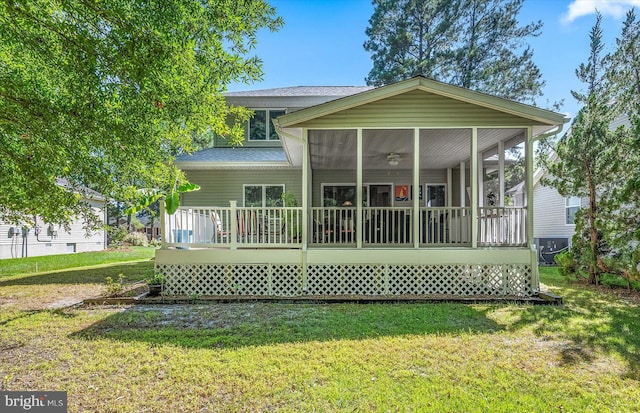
163, 205, 527, 249
363, 207, 413, 245
478, 207, 527, 246
310, 207, 357, 244
164, 205, 302, 248
236, 207, 302, 246
419, 207, 472, 246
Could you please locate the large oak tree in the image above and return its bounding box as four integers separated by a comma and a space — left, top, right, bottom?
0, 0, 282, 227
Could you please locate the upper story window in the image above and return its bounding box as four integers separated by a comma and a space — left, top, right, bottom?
565, 196, 581, 225
248, 109, 286, 141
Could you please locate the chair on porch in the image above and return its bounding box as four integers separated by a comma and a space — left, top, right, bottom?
313, 219, 334, 243
210, 211, 231, 243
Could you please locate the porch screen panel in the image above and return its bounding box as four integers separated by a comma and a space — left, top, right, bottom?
502, 134, 526, 207
363, 129, 413, 245
477, 129, 527, 246
420, 129, 471, 245
309, 130, 356, 244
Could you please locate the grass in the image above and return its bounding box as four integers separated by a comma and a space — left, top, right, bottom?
0, 247, 155, 279
0, 248, 155, 309
0, 258, 639, 412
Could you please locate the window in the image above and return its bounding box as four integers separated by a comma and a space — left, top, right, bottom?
322, 184, 369, 207
243, 185, 285, 207
248, 109, 286, 141
566, 196, 581, 224
426, 184, 447, 207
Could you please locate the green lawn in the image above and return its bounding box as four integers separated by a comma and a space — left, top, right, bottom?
0, 248, 155, 309
0, 258, 639, 412
0, 247, 156, 279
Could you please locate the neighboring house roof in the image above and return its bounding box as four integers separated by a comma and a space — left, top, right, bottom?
506, 181, 525, 196
175, 147, 292, 170
56, 178, 106, 202
225, 86, 374, 97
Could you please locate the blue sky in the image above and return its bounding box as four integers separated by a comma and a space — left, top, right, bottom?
229, 0, 640, 121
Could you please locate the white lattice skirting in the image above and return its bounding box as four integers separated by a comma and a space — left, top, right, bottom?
156, 263, 533, 297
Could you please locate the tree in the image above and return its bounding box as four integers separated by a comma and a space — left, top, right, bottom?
0, 0, 282, 227
364, 0, 544, 103
364, 0, 460, 85
540, 14, 616, 285
601, 9, 640, 288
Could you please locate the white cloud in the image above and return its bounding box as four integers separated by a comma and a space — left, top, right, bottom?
561, 0, 640, 24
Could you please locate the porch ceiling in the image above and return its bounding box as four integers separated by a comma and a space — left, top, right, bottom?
306, 128, 525, 170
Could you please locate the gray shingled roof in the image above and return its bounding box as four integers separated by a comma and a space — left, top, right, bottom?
175, 147, 288, 163
225, 86, 373, 97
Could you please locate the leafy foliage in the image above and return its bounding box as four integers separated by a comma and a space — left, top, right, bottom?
0, 0, 282, 227
364, 0, 544, 103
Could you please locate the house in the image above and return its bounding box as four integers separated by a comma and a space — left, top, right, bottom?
0, 180, 107, 259
508, 168, 586, 264
155, 76, 567, 299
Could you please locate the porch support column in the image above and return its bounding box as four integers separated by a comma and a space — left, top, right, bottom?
525, 127, 534, 248
459, 161, 465, 207
471, 128, 478, 249
301, 128, 309, 251
478, 148, 484, 208
301, 128, 309, 293
447, 168, 452, 207
498, 140, 505, 207
413, 128, 420, 249
356, 128, 363, 249
526, 126, 538, 293
160, 201, 167, 249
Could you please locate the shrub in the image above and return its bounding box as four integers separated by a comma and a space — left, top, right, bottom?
105, 273, 126, 296
554, 250, 576, 278
107, 225, 129, 246
145, 273, 164, 285
122, 232, 148, 247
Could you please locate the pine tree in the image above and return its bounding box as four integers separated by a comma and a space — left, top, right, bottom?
542, 14, 616, 284
601, 9, 640, 288
363, 0, 543, 103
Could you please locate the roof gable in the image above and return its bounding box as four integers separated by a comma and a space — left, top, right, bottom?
276, 76, 567, 129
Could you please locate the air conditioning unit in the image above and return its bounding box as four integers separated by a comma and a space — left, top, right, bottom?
536, 237, 570, 265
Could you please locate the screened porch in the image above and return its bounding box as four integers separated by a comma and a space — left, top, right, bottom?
162, 127, 530, 250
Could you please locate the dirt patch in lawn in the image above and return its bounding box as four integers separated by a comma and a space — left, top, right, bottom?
0, 284, 106, 311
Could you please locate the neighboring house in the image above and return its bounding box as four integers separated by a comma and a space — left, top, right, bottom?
509, 169, 587, 264
0, 180, 107, 259
156, 76, 567, 299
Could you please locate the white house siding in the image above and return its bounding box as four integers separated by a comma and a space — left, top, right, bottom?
182, 169, 303, 207
532, 183, 576, 239
0, 201, 106, 259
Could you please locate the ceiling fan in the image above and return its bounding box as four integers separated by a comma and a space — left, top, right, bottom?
386, 153, 401, 166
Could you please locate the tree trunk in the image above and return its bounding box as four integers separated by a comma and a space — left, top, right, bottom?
588, 176, 599, 285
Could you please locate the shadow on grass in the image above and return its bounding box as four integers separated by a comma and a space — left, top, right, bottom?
0, 261, 154, 286
72, 302, 503, 349
510, 278, 640, 380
